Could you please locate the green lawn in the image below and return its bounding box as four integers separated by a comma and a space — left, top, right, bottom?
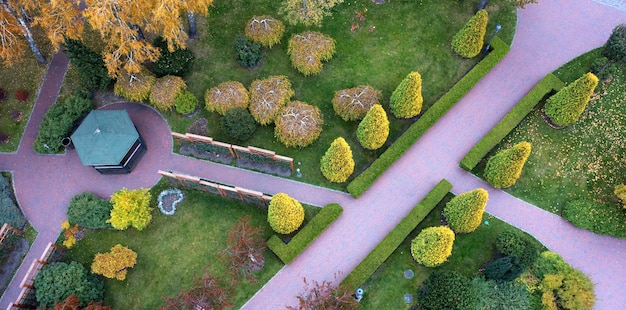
156, 0, 516, 191
473, 49, 626, 214
359, 194, 546, 310
62, 180, 321, 309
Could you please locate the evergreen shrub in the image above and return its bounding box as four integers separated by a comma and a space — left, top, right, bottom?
67, 192, 113, 229
64, 39, 111, 91
174, 91, 198, 114
544, 72, 598, 127
390, 71, 423, 118
452, 10, 488, 58
220, 107, 257, 141
410, 226, 455, 267
151, 37, 195, 77
320, 137, 355, 183
234, 35, 262, 68
419, 270, 477, 310
443, 188, 488, 233
356, 104, 389, 150
34, 95, 93, 154
267, 193, 304, 234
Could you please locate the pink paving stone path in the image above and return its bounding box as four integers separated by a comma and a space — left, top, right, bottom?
1, 0, 625, 309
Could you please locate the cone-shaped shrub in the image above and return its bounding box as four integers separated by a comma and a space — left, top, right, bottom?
390, 71, 423, 118
245, 16, 285, 48
149, 75, 187, 111
452, 10, 488, 58
411, 226, 455, 267
332, 85, 382, 121
114, 68, 156, 102
205, 81, 249, 115
357, 104, 389, 150
267, 193, 304, 234
602, 24, 626, 63
320, 137, 355, 183
544, 72, 599, 127
444, 188, 488, 233
274, 101, 323, 147
484, 142, 532, 189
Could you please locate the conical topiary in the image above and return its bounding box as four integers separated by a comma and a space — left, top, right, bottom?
484, 142, 532, 189
452, 9, 489, 58
390, 71, 423, 118
444, 188, 488, 233
357, 104, 389, 150
320, 137, 355, 183
267, 193, 304, 234
411, 226, 455, 267
544, 72, 599, 127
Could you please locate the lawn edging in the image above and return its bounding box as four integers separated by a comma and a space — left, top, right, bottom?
347, 37, 510, 198
459, 73, 565, 171
267, 203, 343, 264
340, 179, 452, 289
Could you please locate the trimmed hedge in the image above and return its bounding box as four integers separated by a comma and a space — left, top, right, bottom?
460, 73, 564, 171
341, 179, 452, 289
347, 37, 509, 198
267, 203, 343, 264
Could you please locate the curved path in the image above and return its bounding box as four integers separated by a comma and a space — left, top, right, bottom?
1, 0, 625, 309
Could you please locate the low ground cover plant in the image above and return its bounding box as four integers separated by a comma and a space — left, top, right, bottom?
484, 141, 532, 189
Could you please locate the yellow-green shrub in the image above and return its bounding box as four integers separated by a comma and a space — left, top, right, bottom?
444, 188, 488, 233
287, 31, 335, 76
452, 10, 488, 58
484, 142, 532, 189
410, 226, 455, 267
113, 68, 156, 102
245, 16, 285, 48
320, 137, 355, 183
267, 193, 304, 234
332, 85, 382, 121
149, 75, 187, 111
390, 71, 423, 118
274, 101, 323, 148
108, 188, 153, 231
544, 72, 599, 127
91, 244, 137, 281
249, 75, 294, 125
357, 104, 389, 150
205, 81, 249, 115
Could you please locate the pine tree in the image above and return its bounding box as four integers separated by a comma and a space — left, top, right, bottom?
320, 137, 355, 183
484, 142, 532, 189
544, 72, 599, 127
452, 9, 488, 58
390, 71, 423, 118
444, 188, 488, 233
356, 104, 389, 150
108, 188, 153, 231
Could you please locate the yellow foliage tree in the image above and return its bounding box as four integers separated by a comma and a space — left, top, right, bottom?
390, 71, 423, 118
113, 67, 156, 102
245, 16, 285, 48
274, 101, 324, 148
444, 188, 488, 233
108, 188, 153, 231
332, 85, 382, 121
91, 244, 137, 281
356, 104, 389, 150
267, 193, 304, 234
411, 226, 455, 267
287, 31, 335, 76
484, 142, 532, 189
249, 75, 294, 125
205, 81, 250, 115
451, 9, 488, 59
320, 137, 355, 183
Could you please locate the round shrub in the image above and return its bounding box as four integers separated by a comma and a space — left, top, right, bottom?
34, 261, 104, 307
357, 104, 389, 150
544, 72, 599, 127
205, 81, 250, 115
114, 68, 156, 102
452, 9, 488, 58
320, 137, 355, 183
274, 101, 323, 148
151, 37, 195, 77
419, 270, 477, 310
67, 192, 113, 229
496, 230, 539, 267
602, 24, 626, 63
220, 107, 257, 141
332, 85, 382, 121
410, 226, 455, 267
245, 15, 285, 48
234, 35, 262, 68
444, 188, 488, 233
267, 193, 304, 234
390, 71, 423, 118
91, 244, 137, 281
175, 90, 198, 114
149, 75, 187, 111
484, 256, 525, 282
249, 75, 294, 124
484, 141, 532, 189
287, 31, 335, 76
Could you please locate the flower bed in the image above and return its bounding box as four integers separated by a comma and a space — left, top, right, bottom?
158, 189, 184, 215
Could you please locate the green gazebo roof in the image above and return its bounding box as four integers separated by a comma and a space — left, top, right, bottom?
71, 110, 139, 166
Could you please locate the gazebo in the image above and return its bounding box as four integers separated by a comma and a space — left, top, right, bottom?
71, 110, 146, 174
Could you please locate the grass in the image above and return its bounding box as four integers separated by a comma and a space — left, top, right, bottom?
0, 27, 53, 152
358, 194, 546, 310
153, 0, 517, 191
472, 49, 626, 214
62, 179, 322, 309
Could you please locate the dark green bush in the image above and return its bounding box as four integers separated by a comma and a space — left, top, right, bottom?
485, 256, 525, 282
34, 95, 93, 154
472, 278, 530, 310
34, 261, 104, 307
0, 174, 26, 229
234, 35, 262, 68
602, 24, 626, 63
562, 199, 626, 238
220, 107, 257, 141
419, 270, 477, 310
67, 192, 113, 229
151, 37, 195, 77
63, 39, 111, 91
495, 230, 539, 267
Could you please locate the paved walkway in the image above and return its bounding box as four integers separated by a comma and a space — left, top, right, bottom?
0, 0, 625, 309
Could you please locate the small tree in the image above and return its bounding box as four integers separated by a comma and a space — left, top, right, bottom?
245, 16, 285, 48
452, 10, 488, 58
219, 216, 266, 283
220, 107, 257, 141
249, 76, 294, 124
444, 188, 488, 233
287, 32, 336, 76
496, 230, 539, 267
390, 71, 423, 118
205, 81, 250, 115
320, 137, 355, 183
149, 75, 187, 111
544, 72, 599, 127
357, 104, 389, 150
91, 244, 138, 281
161, 266, 232, 310
602, 24, 626, 63
279, 0, 345, 27
108, 188, 153, 231
34, 261, 104, 308
287, 273, 359, 310
411, 226, 455, 267
484, 142, 532, 189
274, 101, 323, 148
67, 192, 113, 229
267, 193, 304, 234
174, 90, 199, 114
332, 85, 382, 121
113, 68, 157, 102
419, 270, 477, 310
52, 295, 113, 310
63, 39, 112, 91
